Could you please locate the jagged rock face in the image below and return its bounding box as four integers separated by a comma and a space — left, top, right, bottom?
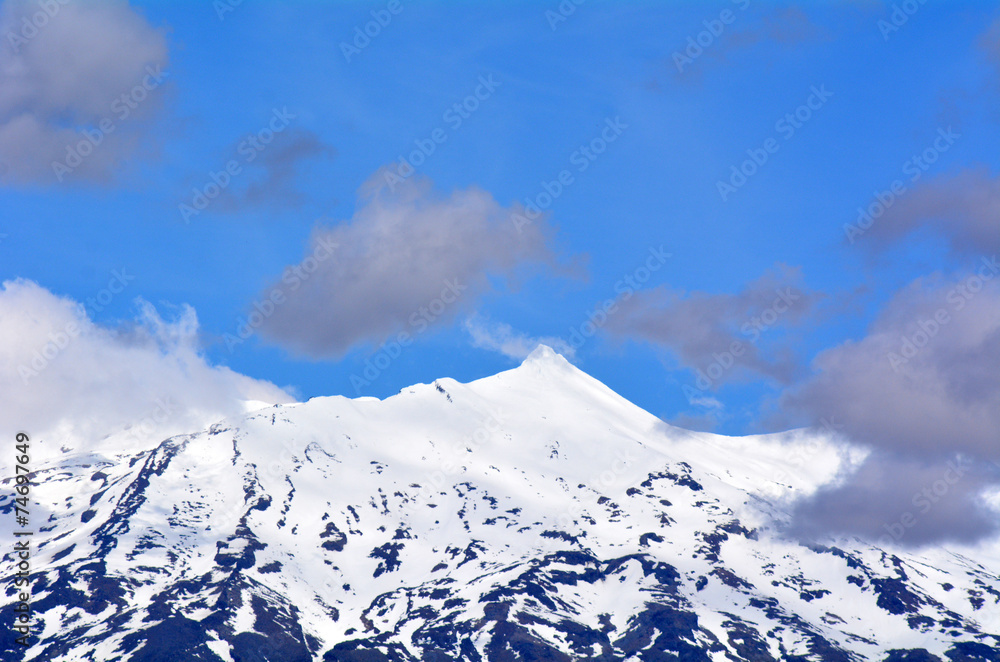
3, 346, 999, 661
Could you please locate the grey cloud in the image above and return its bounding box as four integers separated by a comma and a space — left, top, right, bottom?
778, 266, 1000, 547
782, 269, 1000, 459
788, 452, 1000, 548
217, 128, 337, 212
606, 264, 826, 386
857, 167, 1000, 257
255, 172, 573, 358
0, 0, 169, 185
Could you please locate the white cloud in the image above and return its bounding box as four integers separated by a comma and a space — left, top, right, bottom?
685, 392, 724, 410
463, 314, 576, 361
0, 280, 293, 465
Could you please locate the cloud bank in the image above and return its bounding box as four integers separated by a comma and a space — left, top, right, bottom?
782, 267, 1000, 546
789, 452, 1000, 548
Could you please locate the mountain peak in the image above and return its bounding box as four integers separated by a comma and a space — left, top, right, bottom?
522, 343, 570, 366
14, 339, 1000, 661
515, 343, 583, 383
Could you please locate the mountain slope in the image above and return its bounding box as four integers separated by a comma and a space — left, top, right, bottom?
3, 346, 999, 661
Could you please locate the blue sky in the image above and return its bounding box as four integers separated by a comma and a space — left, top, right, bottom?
2, 1, 999, 543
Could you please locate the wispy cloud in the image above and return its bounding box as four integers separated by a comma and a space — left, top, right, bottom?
217, 128, 337, 212
980, 16, 1000, 77
663, 6, 827, 85
855, 167, 1000, 258
463, 314, 576, 361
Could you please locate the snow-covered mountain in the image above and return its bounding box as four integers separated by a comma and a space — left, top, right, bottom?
3, 345, 999, 661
